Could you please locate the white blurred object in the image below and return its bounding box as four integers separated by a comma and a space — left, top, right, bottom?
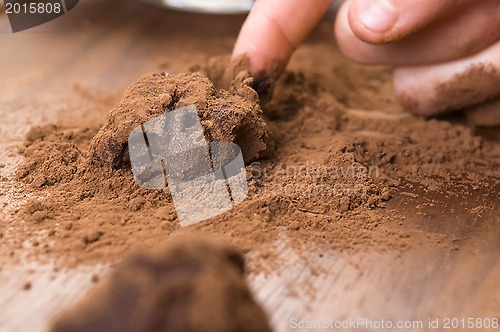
145, 0, 255, 13
145, 0, 343, 16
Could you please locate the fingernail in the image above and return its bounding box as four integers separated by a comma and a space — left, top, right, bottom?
353, 0, 399, 33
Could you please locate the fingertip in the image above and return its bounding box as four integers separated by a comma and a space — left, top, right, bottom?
347, 0, 400, 44
231, 47, 267, 76
232, 42, 285, 102
335, 2, 387, 65
393, 68, 428, 115
232, 27, 269, 76
232, 11, 293, 77
394, 67, 448, 116
233, 0, 331, 78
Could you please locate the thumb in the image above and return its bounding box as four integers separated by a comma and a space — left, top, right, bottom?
347, 0, 472, 44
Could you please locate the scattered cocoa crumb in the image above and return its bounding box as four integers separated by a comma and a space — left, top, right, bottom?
83, 231, 104, 245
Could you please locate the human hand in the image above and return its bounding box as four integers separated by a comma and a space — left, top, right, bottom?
233, 0, 500, 120
232, 0, 332, 76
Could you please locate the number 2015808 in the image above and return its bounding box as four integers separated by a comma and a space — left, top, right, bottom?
5, 2, 62, 15
443, 317, 499, 329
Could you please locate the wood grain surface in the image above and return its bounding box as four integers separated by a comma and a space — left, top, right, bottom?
0, 1, 499, 331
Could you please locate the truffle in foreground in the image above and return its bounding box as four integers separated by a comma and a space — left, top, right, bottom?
50, 237, 273, 332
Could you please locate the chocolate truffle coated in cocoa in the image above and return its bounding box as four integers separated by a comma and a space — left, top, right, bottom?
50, 237, 272, 332
89, 72, 273, 168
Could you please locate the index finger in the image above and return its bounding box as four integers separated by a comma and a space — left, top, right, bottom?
232, 0, 332, 76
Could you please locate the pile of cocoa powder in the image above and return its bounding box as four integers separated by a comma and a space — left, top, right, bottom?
2, 53, 499, 273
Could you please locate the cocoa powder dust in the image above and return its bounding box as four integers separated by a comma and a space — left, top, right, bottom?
2, 55, 499, 273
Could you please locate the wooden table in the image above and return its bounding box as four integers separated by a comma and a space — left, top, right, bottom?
1, 1, 499, 331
